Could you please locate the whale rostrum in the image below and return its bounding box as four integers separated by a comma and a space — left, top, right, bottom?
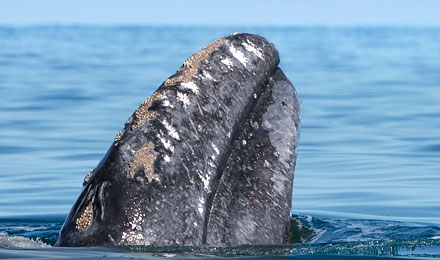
56, 33, 300, 247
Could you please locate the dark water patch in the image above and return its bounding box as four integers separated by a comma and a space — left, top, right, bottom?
51, 153, 104, 161
0, 186, 61, 195
295, 192, 402, 204
419, 144, 440, 152
1, 52, 40, 59
368, 79, 411, 87
39, 136, 108, 145
301, 124, 329, 130
0, 197, 76, 207
0, 173, 81, 185
7, 105, 51, 111
0, 146, 37, 154
36, 91, 95, 102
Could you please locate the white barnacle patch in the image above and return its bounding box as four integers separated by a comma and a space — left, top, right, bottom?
164, 154, 171, 163
180, 81, 199, 94
229, 44, 248, 66
202, 71, 214, 80
161, 119, 180, 140
221, 58, 234, 69
125, 114, 134, 125
198, 197, 205, 215
121, 211, 148, 244
243, 41, 264, 60
161, 138, 174, 152
156, 133, 174, 152
197, 170, 211, 192
177, 91, 190, 108
202, 174, 210, 191
161, 94, 174, 108
211, 142, 220, 155
162, 99, 173, 108
114, 129, 124, 146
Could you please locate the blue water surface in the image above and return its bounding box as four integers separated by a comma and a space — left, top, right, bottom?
0, 26, 439, 257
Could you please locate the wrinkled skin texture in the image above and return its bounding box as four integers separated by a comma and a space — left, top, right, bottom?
56, 33, 300, 247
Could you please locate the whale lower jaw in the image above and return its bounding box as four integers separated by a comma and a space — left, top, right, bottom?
56, 33, 300, 247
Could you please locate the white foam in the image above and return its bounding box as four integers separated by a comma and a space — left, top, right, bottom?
0, 235, 50, 248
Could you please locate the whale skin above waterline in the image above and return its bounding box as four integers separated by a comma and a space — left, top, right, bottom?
56, 33, 300, 247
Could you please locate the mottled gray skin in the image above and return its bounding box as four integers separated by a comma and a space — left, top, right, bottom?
205, 68, 300, 246
56, 33, 300, 247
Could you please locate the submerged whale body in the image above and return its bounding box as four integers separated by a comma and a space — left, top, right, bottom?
56, 33, 300, 247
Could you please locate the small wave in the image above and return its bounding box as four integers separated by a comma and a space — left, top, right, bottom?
1, 225, 49, 232
0, 235, 50, 249
292, 239, 440, 258
1, 214, 440, 258
292, 214, 440, 244
0, 218, 63, 246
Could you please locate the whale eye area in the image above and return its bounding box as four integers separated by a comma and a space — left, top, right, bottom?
75, 205, 93, 230
148, 100, 162, 111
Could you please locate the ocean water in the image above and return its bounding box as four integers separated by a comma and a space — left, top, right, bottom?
0, 26, 439, 259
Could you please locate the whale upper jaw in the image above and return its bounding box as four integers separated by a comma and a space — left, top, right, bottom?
56, 33, 300, 247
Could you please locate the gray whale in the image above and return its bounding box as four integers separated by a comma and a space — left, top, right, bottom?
56, 33, 300, 247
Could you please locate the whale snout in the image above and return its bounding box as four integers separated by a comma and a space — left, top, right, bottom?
57, 33, 300, 247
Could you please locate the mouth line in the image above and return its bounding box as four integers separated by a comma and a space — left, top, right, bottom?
200, 72, 275, 244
